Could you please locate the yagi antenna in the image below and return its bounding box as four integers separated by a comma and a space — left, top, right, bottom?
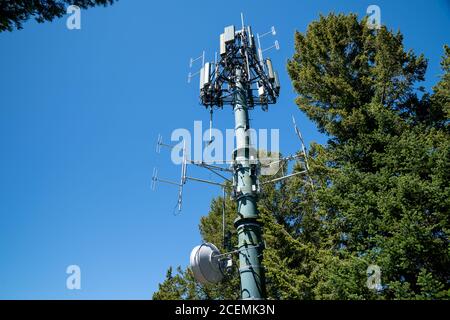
152, 134, 230, 214
151, 139, 188, 214
188, 51, 205, 83
190, 51, 205, 68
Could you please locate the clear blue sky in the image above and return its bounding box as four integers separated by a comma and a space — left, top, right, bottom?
0, 0, 448, 299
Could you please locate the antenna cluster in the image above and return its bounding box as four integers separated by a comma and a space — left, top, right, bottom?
188, 20, 280, 111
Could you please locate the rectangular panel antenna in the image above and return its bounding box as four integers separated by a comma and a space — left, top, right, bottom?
220, 33, 226, 56
223, 25, 235, 43
199, 66, 205, 89
266, 58, 275, 80
247, 26, 255, 48
204, 62, 211, 86
274, 71, 280, 92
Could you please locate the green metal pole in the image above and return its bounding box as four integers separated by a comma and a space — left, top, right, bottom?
233, 67, 266, 300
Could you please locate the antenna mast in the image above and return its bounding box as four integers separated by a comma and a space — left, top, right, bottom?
152, 14, 314, 299
195, 15, 280, 300
153, 15, 315, 300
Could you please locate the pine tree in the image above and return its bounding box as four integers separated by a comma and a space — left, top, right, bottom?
286, 13, 449, 299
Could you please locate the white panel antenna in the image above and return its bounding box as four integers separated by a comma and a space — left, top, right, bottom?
223, 25, 235, 43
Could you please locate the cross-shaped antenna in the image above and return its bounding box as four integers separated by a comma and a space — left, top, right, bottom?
151, 167, 158, 191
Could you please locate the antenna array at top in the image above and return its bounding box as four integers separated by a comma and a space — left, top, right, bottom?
190, 18, 280, 111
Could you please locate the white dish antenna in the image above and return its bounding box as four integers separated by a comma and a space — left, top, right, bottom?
190, 243, 224, 284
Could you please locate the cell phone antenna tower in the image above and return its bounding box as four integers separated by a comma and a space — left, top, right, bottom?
153, 15, 312, 300
195, 15, 279, 300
